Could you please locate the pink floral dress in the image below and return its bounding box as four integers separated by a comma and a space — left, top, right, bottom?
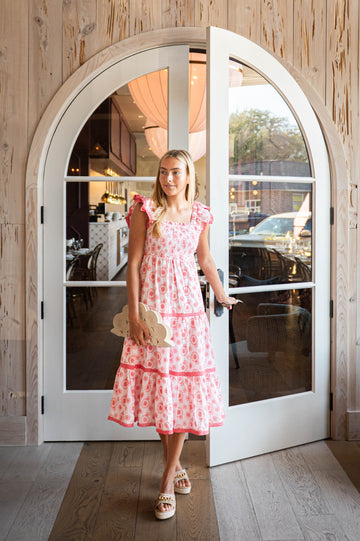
108, 195, 225, 435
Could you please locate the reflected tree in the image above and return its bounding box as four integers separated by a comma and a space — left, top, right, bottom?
229, 109, 308, 173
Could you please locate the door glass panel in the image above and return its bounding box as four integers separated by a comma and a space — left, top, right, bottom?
229, 182, 312, 284
67, 69, 169, 178
66, 285, 128, 390
229, 288, 312, 406
229, 61, 310, 176
65, 181, 158, 281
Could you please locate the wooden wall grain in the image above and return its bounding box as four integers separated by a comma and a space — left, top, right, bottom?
0, 0, 28, 437
1, 0, 359, 444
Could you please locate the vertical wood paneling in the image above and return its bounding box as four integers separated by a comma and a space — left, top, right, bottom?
0, 225, 26, 417
326, 1, 359, 430
227, 0, 261, 42
0, 0, 28, 225
260, 0, 294, 63
27, 0, 63, 441
161, 0, 195, 28
28, 1, 63, 143
25, 181, 40, 444
62, 0, 97, 80
195, 0, 228, 28
349, 184, 358, 411
293, 0, 326, 100
96, 0, 129, 50
326, 1, 358, 167
129, 0, 162, 36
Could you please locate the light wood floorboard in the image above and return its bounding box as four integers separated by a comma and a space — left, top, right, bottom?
210, 441, 360, 541
0, 443, 82, 541
210, 461, 261, 540
241, 453, 304, 540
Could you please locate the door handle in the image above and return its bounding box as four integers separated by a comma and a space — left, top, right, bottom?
214, 268, 224, 317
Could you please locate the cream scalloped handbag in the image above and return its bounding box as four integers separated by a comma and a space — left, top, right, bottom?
111, 302, 174, 347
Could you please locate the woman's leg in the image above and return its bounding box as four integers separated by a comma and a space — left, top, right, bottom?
159, 433, 191, 491
160, 434, 169, 463
157, 433, 187, 513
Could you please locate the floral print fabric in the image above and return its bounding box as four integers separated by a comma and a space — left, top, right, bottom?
108, 195, 225, 435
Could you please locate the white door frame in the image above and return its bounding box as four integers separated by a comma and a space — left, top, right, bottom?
24, 26, 340, 447
206, 27, 330, 466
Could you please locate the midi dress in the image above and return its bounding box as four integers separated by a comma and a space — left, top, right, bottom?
108, 195, 225, 435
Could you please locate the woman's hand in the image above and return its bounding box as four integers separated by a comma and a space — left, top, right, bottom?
216, 295, 242, 310
129, 317, 151, 346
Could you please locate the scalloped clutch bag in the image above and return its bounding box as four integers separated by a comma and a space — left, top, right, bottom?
111, 302, 174, 347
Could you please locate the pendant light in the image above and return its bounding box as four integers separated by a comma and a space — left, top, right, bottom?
144, 119, 206, 162
128, 52, 243, 135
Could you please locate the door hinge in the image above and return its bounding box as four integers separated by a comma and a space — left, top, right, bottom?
40, 206, 44, 224
41, 301, 44, 319
41, 395, 45, 415
330, 207, 334, 225
329, 392, 333, 411
330, 300, 333, 318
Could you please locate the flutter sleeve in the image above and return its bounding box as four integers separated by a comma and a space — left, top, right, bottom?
194, 202, 214, 232
125, 194, 154, 227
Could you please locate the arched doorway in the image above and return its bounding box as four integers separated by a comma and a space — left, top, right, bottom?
40, 27, 330, 465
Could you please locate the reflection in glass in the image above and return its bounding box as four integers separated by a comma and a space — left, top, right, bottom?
67, 69, 169, 178
229, 62, 310, 176
66, 286, 128, 390
229, 182, 312, 284
229, 288, 312, 406
66, 182, 155, 282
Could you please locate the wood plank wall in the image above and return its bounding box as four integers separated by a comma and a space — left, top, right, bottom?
0, 0, 28, 444
0, 0, 359, 444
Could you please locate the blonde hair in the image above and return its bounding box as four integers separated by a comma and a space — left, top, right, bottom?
150, 149, 197, 237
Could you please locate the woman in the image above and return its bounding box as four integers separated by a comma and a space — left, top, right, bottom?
108, 149, 238, 519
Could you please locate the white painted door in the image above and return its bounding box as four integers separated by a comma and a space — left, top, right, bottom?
43, 46, 190, 440
206, 27, 330, 466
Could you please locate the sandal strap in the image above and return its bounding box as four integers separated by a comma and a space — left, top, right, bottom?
174, 469, 190, 483
155, 493, 176, 508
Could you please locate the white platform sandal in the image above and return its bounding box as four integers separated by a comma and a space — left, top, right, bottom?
154, 493, 176, 520
174, 469, 191, 494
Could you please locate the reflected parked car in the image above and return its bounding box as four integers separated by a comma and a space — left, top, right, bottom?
229, 211, 311, 248
229, 211, 312, 284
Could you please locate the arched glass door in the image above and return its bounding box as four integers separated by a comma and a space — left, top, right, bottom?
206, 27, 329, 466
44, 46, 191, 440
44, 29, 330, 462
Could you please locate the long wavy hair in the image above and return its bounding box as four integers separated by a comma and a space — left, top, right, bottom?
150, 149, 197, 237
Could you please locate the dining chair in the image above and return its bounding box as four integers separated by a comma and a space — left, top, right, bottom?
87, 243, 103, 281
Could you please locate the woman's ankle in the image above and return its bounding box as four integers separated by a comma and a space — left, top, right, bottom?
160, 470, 175, 494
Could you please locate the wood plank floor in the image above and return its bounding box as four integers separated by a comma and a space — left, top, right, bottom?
211, 440, 360, 541
48, 439, 218, 541
0, 440, 359, 540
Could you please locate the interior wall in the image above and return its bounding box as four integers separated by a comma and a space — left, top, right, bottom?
0, 0, 358, 444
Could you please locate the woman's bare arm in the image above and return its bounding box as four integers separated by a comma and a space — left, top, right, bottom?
126, 204, 151, 345
196, 225, 238, 308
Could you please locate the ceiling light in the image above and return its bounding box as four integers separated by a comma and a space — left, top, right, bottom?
144, 119, 206, 162
128, 53, 243, 134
